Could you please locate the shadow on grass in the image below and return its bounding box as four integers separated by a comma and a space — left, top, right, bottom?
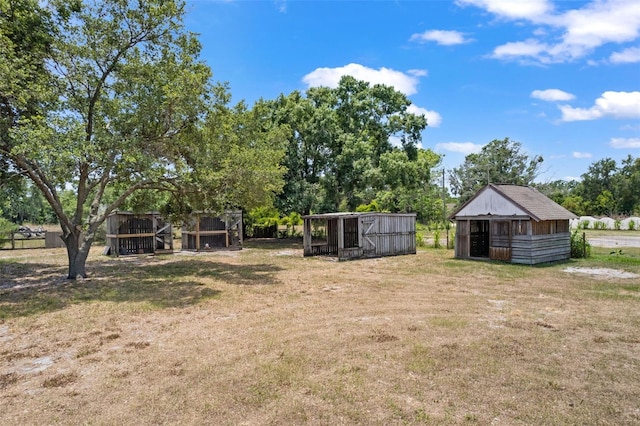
244, 237, 303, 251
0, 258, 282, 320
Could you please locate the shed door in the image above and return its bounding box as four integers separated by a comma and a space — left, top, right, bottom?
361, 216, 378, 254
470, 220, 489, 257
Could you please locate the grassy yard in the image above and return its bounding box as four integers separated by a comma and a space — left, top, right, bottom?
1, 239, 639, 425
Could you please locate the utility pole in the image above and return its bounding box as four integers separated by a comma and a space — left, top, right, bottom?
442, 168, 446, 224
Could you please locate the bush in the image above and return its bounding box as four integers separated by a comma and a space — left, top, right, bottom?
570, 229, 591, 258
432, 229, 441, 249
0, 218, 18, 234
416, 231, 425, 247
629, 220, 636, 231
356, 200, 382, 213
245, 206, 280, 238
447, 227, 455, 249
279, 212, 303, 238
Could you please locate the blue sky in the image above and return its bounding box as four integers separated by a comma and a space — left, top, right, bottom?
184, 0, 640, 182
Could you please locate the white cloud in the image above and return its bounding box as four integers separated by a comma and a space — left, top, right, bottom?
409, 30, 471, 46
302, 63, 421, 95
572, 151, 592, 159
436, 142, 483, 154
274, 0, 286, 13
560, 91, 640, 121
463, 0, 640, 64
559, 1, 640, 49
457, 0, 553, 20
531, 89, 575, 102
492, 39, 549, 60
610, 46, 640, 63
408, 69, 428, 77
407, 104, 442, 128
303, 64, 442, 128
610, 137, 640, 148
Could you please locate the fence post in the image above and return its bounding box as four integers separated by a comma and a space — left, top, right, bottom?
11, 232, 15, 250
582, 232, 586, 258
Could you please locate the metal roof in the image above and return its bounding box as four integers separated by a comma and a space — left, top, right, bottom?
450, 183, 577, 221
302, 212, 416, 220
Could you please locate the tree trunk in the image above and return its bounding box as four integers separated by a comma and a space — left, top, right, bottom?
63, 230, 91, 279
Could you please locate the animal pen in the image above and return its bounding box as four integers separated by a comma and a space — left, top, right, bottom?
303, 212, 416, 261
449, 184, 577, 265
106, 212, 173, 256
181, 211, 243, 251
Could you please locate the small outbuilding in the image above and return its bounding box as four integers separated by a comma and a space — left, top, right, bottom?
303, 212, 416, 261
181, 211, 243, 251
449, 184, 577, 264
106, 211, 173, 256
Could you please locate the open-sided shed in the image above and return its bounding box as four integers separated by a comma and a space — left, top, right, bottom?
181, 211, 243, 251
303, 212, 416, 261
106, 211, 173, 256
449, 184, 577, 264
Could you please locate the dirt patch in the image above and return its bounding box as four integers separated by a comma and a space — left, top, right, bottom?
589, 236, 640, 248
563, 267, 640, 279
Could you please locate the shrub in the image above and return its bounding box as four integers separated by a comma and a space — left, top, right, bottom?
432, 229, 441, 249
629, 220, 636, 231
416, 231, 425, 247
614, 219, 621, 230
570, 229, 591, 258
0, 218, 18, 234
356, 200, 382, 213
279, 212, 303, 238
580, 220, 590, 230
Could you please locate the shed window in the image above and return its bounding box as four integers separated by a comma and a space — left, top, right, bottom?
512, 220, 528, 236
494, 221, 509, 236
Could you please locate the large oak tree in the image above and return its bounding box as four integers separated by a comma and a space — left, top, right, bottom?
265, 76, 440, 218
0, 0, 285, 278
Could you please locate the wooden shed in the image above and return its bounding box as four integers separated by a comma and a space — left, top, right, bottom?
181, 211, 243, 251
303, 212, 416, 261
106, 211, 173, 256
449, 184, 577, 264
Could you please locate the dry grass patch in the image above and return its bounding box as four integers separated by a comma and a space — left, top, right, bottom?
1, 241, 639, 424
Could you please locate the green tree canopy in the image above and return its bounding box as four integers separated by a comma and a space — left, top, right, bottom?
449, 138, 544, 205
264, 76, 441, 218
0, 0, 286, 278
574, 155, 640, 216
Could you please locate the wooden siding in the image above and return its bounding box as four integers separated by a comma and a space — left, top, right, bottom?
532, 220, 570, 235
490, 246, 511, 261
350, 213, 415, 260
181, 211, 242, 251
454, 219, 570, 264
106, 212, 172, 256
455, 220, 469, 259
511, 232, 571, 265
303, 213, 416, 260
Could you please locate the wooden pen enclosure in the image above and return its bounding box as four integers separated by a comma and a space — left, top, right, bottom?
181, 211, 243, 251
303, 212, 416, 261
106, 212, 173, 256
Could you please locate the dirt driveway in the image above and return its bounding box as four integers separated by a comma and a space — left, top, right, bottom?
588, 235, 640, 248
